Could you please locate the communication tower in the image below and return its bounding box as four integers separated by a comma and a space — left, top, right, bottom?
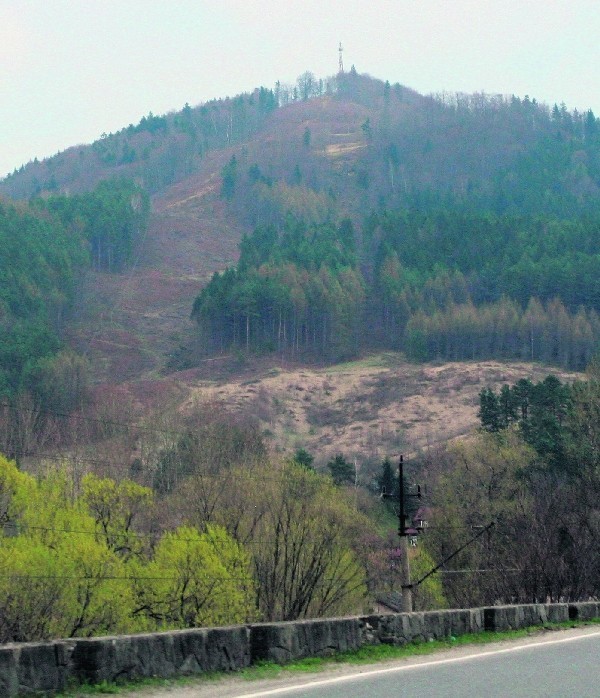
338, 42, 344, 73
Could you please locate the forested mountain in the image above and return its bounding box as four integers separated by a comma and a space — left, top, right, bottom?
0, 86, 282, 198
4, 69, 600, 379
186, 72, 600, 370
7, 70, 600, 216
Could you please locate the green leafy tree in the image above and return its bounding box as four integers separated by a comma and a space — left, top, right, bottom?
133, 525, 255, 627
428, 431, 536, 607
175, 459, 368, 622
248, 463, 367, 620
82, 474, 153, 559
0, 458, 137, 641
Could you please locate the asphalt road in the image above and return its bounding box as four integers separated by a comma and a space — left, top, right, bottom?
119, 626, 600, 698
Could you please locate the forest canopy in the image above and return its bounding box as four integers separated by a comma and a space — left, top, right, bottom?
0, 198, 84, 399
0, 178, 149, 403
192, 206, 600, 370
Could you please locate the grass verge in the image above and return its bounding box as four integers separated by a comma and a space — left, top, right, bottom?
59, 618, 600, 695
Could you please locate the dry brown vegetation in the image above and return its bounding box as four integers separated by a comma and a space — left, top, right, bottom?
66, 157, 243, 384
179, 354, 581, 467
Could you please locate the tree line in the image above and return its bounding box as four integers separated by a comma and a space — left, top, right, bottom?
0, 396, 432, 642
0, 178, 149, 409
192, 218, 364, 361
192, 206, 600, 369
0, 456, 256, 641
2, 71, 335, 199
38, 177, 149, 272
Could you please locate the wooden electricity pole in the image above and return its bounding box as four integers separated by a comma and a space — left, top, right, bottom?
398, 455, 413, 612
390, 456, 496, 613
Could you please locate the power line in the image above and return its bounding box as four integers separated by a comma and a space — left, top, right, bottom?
0, 521, 329, 547
0, 574, 252, 582
3, 449, 321, 485
0, 400, 197, 440
436, 568, 522, 575
0, 573, 363, 586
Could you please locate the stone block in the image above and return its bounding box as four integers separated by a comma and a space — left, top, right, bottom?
204, 626, 250, 671
17, 642, 69, 693
569, 602, 598, 621
484, 606, 508, 631
545, 603, 568, 623
446, 609, 473, 636
0, 646, 19, 698
359, 613, 418, 645
423, 611, 445, 639
171, 628, 210, 675
521, 604, 542, 627
72, 626, 251, 685
469, 608, 484, 633
71, 632, 175, 684
250, 622, 299, 663
250, 618, 361, 663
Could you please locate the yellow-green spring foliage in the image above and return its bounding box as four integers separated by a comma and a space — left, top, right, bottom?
0, 455, 255, 642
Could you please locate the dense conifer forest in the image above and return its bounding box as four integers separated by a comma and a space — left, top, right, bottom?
192, 206, 600, 369
0, 179, 148, 403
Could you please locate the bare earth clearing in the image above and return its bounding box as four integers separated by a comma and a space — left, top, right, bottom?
67, 150, 243, 385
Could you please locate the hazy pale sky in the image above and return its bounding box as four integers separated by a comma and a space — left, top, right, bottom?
2, 0, 599, 178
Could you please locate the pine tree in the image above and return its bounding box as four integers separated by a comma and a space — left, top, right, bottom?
327, 454, 355, 486
478, 388, 502, 432
377, 457, 396, 497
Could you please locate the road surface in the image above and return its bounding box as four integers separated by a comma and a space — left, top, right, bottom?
118, 626, 600, 698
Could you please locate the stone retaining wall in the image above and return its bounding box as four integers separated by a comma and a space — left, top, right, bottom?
0, 602, 597, 696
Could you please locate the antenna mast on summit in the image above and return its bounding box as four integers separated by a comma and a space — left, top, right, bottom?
338, 42, 344, 73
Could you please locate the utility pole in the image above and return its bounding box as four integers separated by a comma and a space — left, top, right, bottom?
387, 456, 496, 613
382, 455, 422, 612
398, 455, 413, 612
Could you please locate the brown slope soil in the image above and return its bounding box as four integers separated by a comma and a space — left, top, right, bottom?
64, 94, 376, 388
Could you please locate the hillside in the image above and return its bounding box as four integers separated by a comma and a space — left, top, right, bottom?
2, 71, 599, 632
176, 355, 580, 469
65, 154, 243, 383
3, 70, 600, 400
5, 71, 600, 216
